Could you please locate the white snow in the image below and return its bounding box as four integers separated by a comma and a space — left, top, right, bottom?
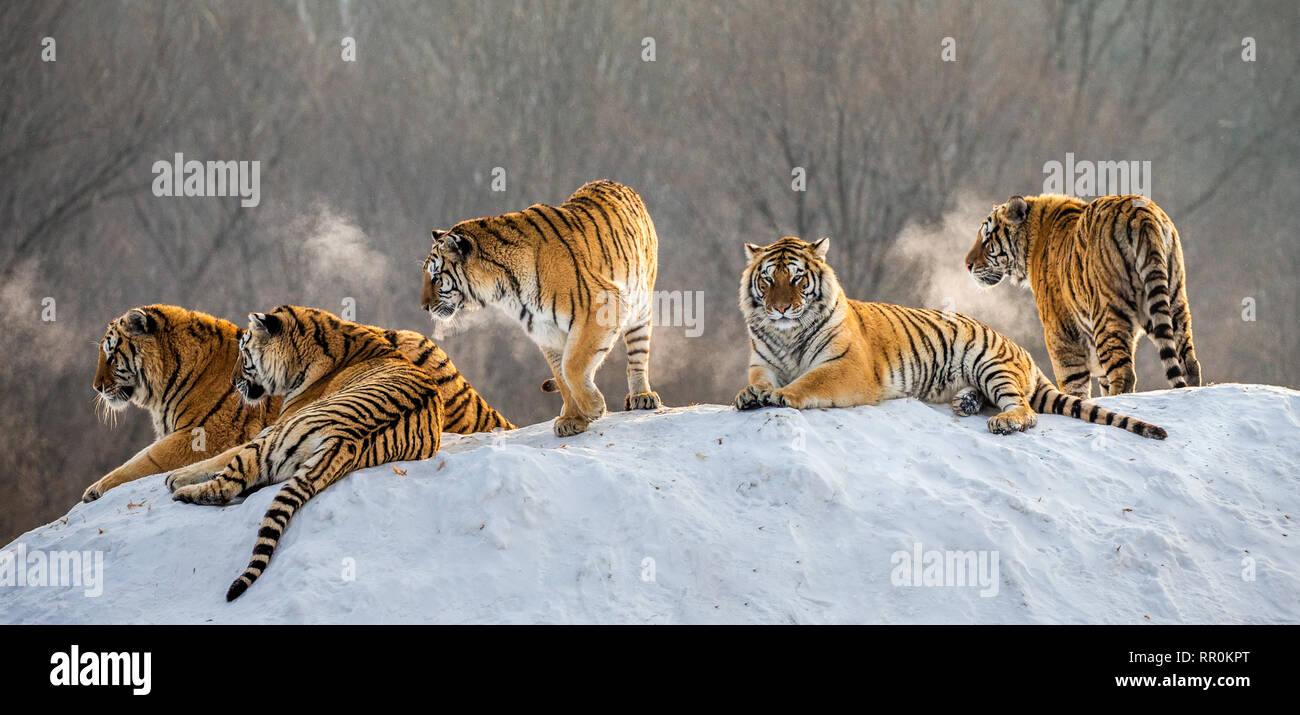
2, 383, 1297, 624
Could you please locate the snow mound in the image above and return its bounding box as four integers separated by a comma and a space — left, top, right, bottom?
3, 384, 1297, 624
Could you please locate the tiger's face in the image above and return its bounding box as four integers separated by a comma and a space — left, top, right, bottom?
739, 236, 836, 331
93, 309, 160, 412
965, 195, 1030, 287
233, 329, 267, 404
240, 306, 315, 398
421, 228, 490, 321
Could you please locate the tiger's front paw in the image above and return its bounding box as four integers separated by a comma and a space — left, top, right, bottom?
171, 480, 235, 506
81, 479, 109, 503
987, 406, 1038, 435
165, 464, 216, 492
733, 385, 788, 411
553, 415, 592, 437
624, 391, 662, 411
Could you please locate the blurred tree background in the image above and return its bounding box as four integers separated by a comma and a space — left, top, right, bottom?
2, 0, 1297, 542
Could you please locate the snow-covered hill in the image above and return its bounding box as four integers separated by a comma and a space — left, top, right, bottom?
2, 384, 1296, 624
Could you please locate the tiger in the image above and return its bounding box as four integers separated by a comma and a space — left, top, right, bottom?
167, 305, 445, 601
421, 179, 662, 436
88, 307, 512, 503
964, 194, 1201, 398
166, 320, 514, 492
735, 236, 1167, 440
85, 305, 281, 503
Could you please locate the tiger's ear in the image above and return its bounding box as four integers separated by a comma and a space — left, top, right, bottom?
444, 232, 474, 257
1004, 196, 1028, 224
430, 229, 446, 242
248, 312, 282, 337
744, 243, 764, 262
810, 237, 830, 260
124, 309, 155, 335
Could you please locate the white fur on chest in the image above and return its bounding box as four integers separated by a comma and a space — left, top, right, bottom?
498, 293, 569, 350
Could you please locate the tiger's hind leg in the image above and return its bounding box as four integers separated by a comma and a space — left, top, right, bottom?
950, 387, 984, 417
1093, 308, 1138, 395
622, 305, 661, 411
973, 347, 1038, 434
1140, 239, 1190, 389
1168, 255, 1201, 386
985, 384, 1038, 435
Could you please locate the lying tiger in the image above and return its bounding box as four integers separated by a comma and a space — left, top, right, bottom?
169, 306, 446, 600
86, 306, 281, 502
86, 304, 511, 502
965, 194, 1201, 398
421, 179, 662, 437
735, 236, 1167, 439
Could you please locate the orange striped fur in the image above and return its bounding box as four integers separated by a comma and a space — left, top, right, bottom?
737, 237, 1166, 439
421, 180, 661, 436
167, 306, 445, 600
965, 194, 1201, 398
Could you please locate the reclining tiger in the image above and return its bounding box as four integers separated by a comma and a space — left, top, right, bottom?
168, 305, 446, 600
735, 236, 1167, 439
86, 304, 511, 502
421, 179, 661, 436
965, 194, 1201, 398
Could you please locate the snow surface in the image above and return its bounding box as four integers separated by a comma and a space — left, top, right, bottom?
2, 384, 1296, 624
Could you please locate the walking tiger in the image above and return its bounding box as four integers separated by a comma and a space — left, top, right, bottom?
421, 179, 662, 436
965, 194, 1200, 398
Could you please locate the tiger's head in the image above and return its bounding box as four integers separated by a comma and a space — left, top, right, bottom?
421, 228, 494, 321
240, 305, 339, 399
93, 307, 163, 413
739, 236, 839, 331
965, 195, 1030, 288
232, 329, 267, 404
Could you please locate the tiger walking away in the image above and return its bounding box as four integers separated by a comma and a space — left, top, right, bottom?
421, 179, 662, 437
965, 194, 1200, 398
736, 236, 1167, 439
167, 306, 446, 600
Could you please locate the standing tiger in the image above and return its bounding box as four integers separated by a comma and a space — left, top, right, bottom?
168, 306, 445, 601
735, 236, 1167, 439
421, 179, 661, 436
965, 194, 1200, 398
87, 305, 511, 502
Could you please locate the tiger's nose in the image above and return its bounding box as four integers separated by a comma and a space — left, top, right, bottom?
420, 278, 435, 310
965, 262, 974, 272
775, 304, 791, 313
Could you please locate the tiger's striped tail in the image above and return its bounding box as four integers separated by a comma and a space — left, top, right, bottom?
455, 390, 517, 431
225, 452, 346, 601
1134, 213, 1187, 389
1030, 376, 1166, 440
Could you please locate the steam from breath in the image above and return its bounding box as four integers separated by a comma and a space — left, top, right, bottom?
0, 260, 82, 374
891, 193, 1043, 350
293, 206, 392, 290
